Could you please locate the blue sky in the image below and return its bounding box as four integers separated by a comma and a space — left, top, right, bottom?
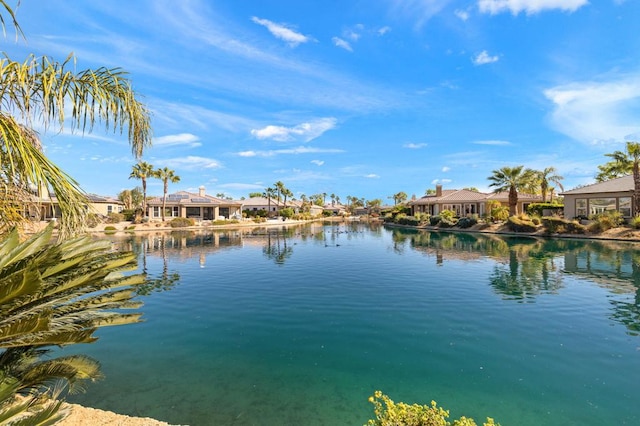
4, 0, 640, 201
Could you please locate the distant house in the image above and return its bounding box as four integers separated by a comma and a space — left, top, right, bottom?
409, 185, 542, 216
33, 193, 123, 220
561, 175, 634, 219
146, 186, 243, 221
323, 203, 347, 216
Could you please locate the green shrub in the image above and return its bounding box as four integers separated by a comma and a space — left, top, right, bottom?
103, 225, 117, 234
414, 212, 430, 225
106, 212, 125, 223
280, 207, 294, 218
253, 217, 266, 223
506, 214, 537, 232
366, 390, 499, 426
457, 216, 477, 229
169, 217, 194, 228
121, 209, 136, 221
631, 215, 640, 229
541, 217, 586, 234
526, 203, 564, 217
491, 206, 509, 222
429, 215, 441, 226
397, 216, 421, 226
588, 211, 624, 233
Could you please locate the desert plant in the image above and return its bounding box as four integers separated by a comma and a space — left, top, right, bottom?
366, 390, 499, 426
106, 212, 125, 224
169, 218, 195, 228
0, 224, 145, 423
506, 214, 537, 232
631, 215, 640, 229
490, 206, 510, 222
457, 216, 478, 229
86, 213, 101, 229
588, 211, 624, 233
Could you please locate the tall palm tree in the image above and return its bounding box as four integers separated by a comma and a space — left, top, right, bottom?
487, 166, 537, 216
264, 187, 276, 216
0, 56, 152, 237
330, 193, 336, 206
282, 188, 293, 208
596, 141, 640, 215
154, 167, 181, 221
537, 167, 564, 203
129, 161, 154, 217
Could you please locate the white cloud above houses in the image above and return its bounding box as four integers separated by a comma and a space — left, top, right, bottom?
153, 133, 202, 148
478, 0, 588, 15
251, 16, 312, 47
544, 75, 640, 144
250, 118, 337, 142
473, 50, 499, 65
403, 142, 428, 149
311, 160, 325, 166
237, 146, 345, 157
158, 156, 222, 170
332, 37, 353, 52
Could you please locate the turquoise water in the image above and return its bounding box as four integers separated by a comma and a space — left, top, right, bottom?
58, 223, 640, 425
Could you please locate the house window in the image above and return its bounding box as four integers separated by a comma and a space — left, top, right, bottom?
588, 198, 616, 215
173, 206, 179, 217
619, 197, 632, 217
576, 199, 587, 217
107, 205, 113, 214
153, 206, 161, 217
186, 207, 200, 217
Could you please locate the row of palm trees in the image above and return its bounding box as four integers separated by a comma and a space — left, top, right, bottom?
129, 161, 181, 221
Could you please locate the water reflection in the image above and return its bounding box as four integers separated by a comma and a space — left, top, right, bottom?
392, 228, 640, 334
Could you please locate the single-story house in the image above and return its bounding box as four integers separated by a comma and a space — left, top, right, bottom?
409, 185, 542, 217
323, 203, 347, 215
31, 193, 124, 220
561, 175, 634, 219
146, 186, 243, 221
240, 197, 286, 214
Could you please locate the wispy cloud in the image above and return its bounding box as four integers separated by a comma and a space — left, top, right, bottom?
431, 178, 452, 184
473, 50, 499, 65
472, 140, 511, 145
251, 118, 337, 142
154, 133, 202, 148
332, 37, 353, 52
544, 75, 640, 144
442, 166, 451, 172
454, 9, 470, 21
365, 174, 380, 178
311, 160, 325, 166
251, 16, 312, 47
403, 142, 428, 149
156, 156, 222, 170
478, 0, 588, 15
237, 146, 345, 157
388, 0, 454, 28
378, 26, 391, 36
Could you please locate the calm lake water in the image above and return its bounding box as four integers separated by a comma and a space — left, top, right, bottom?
58, 222, 640, 425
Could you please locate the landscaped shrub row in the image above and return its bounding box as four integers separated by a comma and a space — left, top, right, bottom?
506, 215, 537, 232
169, 217, 195, 228
541, 217, 585, 234
526, 203, 564, 217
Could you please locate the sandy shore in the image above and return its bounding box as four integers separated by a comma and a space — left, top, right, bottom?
57, 403, 175, 426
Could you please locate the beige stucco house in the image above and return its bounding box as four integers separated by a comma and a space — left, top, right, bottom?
146, 186, 243, 221
561, 175, 634, 219
410, 185, 542, 217
32, 193, 124, 220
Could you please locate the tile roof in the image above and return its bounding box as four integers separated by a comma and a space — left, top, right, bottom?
560, 175, 634, 195
147, 191, 242, 206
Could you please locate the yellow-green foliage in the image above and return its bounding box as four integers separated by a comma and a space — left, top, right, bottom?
366, 391, 499, 426
169, 217, 195, 228
490, 206, 509, 222
506, 214, 537, 232
588, 211, 624, 233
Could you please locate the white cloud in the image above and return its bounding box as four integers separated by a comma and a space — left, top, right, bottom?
236, 146, 345, 158
332, 37, 353, 52
472, 140, 511, 145
431, 178, 453, 184
389, 0, 454, 28
473, 50, 499, 65
311, 160, 325, 166
153, 133, 202, 148
378, 26, 391, 36
455, 9, 470, 21
478, 0, 588, 15
251, 117, 337, 142
251, 16, 311, 47
403, 142, 428, 149
158, 156, 222, 170
544, 76, 640, 144
442, 166, 451, 172
365, 174, 380, 178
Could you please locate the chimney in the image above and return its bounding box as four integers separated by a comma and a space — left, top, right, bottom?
199, 185, 206, 197
436, 184, 442, 197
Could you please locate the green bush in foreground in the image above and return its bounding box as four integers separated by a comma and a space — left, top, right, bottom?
366, 391, 499, 426
506, 214, 537, 232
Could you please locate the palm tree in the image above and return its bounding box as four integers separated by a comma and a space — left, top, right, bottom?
537, 167, 564, 203
0, 224, 146, 423
154, 167, 181, 221
330, 193, 336, 206
129, 161, 154, 217
282, 188, 293, 208
487, 166, 537, 216
596, 141, 640, 215
0, 54, 151, 237
264, 187, 276, 216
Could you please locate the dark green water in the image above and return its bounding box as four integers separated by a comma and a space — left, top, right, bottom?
59, 222, 640, 425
